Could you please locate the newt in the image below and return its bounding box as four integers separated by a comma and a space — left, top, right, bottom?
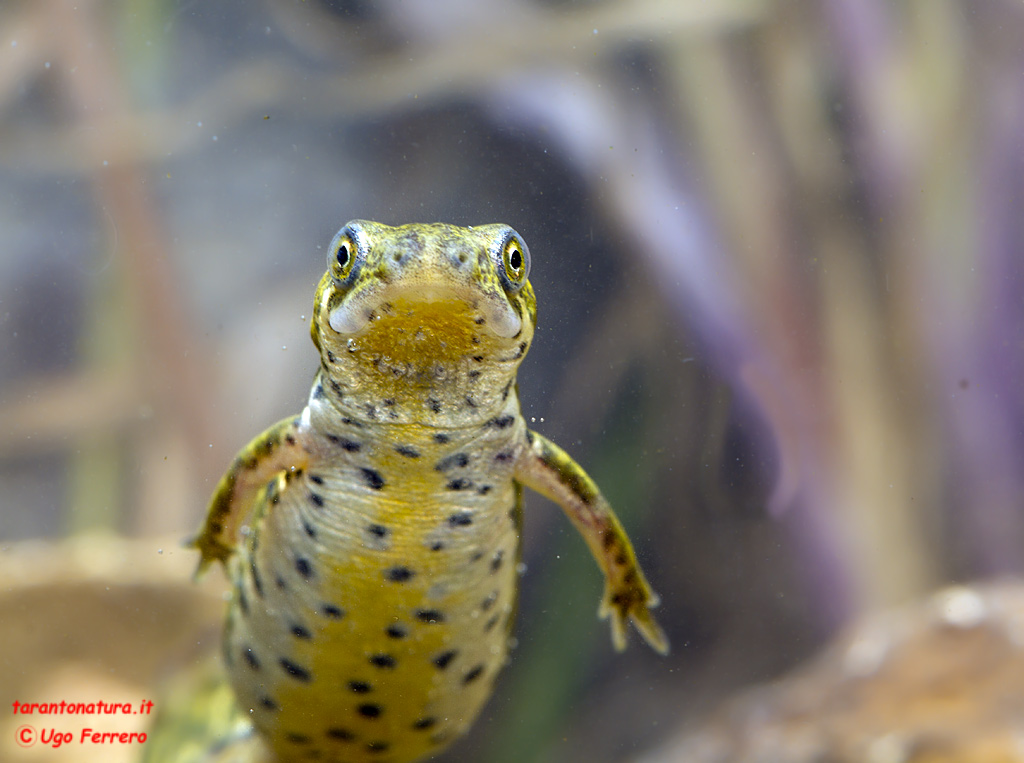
167, 221, 667, 763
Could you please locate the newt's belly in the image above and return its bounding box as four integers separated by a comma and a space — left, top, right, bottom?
222, 419, 522, 763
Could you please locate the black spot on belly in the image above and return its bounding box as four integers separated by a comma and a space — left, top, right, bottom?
285, 732, 310, 744
447, 478, 472, 491
340, 417, 364, 429
433, 650, 458, 669
448, 511, 473, 526
348, 680, 372, 694
366, 741, 390, 753
429, 541, 444, 551
394, 444, 420, 458
360, 468, 385, 490
487, 415, 516, 429
415, 609, 445, 624
490, 551, 504, 573
313, 383, 325, 400
327, 434, 362, 452
326, 727, 355, 741
295, 557, 313, 579
309, 473, 324, 485
413, 717, 437, 730
477, 484, 492, 495
385, 624, 408, 639
481, 590, 498, 611
249, 561, 264, 597
494, 450, 514, 462
484, 614, 499, 632
237, 587, 249, 615
468, 370, 481, 379
243, 647, 260, 670
321, 604, 345, 619
307, 492, 324, 509
357, 703, 382, 719
291, 623, 312, 640
433, 433, 450, 444
329, 379, 345, 399
275, 574, 288, 591
427, 398, 442, 413
462, 664, 485, 684
303, 521, 317, 538
369, 654, 397, 669
280, 658, 312, 682
384, 566, 414, 583
260, 695, 279, 711
434, 452, 469, 472
464, 395, 478, 408
367, 523, 389, 538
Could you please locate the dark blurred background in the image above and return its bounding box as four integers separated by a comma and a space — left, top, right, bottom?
2, 1, 1023, 761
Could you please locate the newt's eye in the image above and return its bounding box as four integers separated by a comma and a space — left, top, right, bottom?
496, 230, 530, 292
327, 225, 362, 287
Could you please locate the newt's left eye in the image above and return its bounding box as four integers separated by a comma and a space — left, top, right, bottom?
496, 230, 530, 292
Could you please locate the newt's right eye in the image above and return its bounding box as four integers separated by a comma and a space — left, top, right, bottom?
327, 225, 362, 288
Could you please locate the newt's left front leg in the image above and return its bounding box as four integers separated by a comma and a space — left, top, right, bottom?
515, 430, 669, 655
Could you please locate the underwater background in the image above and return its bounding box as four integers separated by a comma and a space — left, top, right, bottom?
2, 1, 1024, 761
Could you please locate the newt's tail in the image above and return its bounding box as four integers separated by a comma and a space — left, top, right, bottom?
141, 654, 270, 763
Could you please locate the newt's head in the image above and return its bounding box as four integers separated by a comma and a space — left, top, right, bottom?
311, 221, 537, 424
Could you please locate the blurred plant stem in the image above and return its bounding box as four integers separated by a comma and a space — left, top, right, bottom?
67, 245, 132, 533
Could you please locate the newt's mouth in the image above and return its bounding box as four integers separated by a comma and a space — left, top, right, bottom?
327, 284, 522, 339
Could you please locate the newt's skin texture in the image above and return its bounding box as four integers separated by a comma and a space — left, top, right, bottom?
190, 221, 667, 763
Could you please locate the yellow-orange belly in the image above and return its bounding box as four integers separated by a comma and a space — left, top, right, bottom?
222, 412, 524, 763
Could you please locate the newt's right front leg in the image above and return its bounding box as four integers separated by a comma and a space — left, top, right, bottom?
191, 415, 309, 576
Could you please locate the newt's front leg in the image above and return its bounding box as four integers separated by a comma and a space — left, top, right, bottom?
514, 430, 669, 655
191, 415, 309, 576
